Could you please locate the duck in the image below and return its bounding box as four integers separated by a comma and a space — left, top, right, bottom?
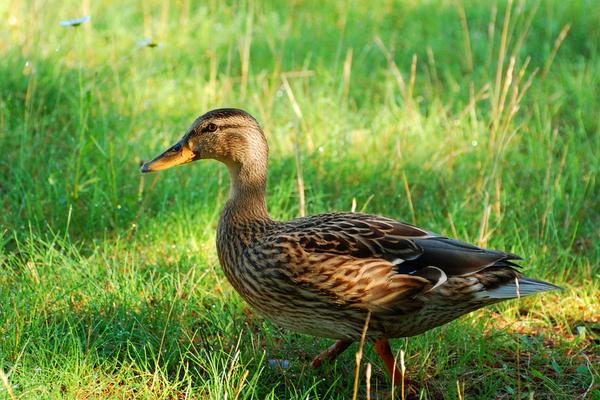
141, 108, 560, 389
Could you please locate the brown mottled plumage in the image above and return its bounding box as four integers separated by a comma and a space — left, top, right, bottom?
141, 108, 560, 387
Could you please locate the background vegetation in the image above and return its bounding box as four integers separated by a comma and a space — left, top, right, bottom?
1, 0, 598, 398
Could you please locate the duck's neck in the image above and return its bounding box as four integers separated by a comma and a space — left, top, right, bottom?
223, 160, 271, 224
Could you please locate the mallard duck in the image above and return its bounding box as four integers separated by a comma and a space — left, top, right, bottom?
141, 108, 559, 387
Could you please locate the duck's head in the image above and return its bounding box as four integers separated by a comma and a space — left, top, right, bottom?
140, 108, 268, 174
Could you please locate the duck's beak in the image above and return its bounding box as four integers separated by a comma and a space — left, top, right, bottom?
140, 139, 198, 173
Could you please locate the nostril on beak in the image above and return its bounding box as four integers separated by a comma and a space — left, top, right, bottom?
171, 143, 182, 152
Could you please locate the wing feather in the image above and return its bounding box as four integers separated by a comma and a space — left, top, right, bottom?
244, 212, 522, 313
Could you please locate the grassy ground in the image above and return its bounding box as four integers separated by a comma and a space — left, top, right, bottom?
1, 0, 598, 398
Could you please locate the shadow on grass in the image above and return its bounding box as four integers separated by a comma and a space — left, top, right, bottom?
8, 297, 358, 398
4, 290, 594, 399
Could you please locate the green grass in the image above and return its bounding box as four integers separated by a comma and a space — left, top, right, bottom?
1, 0, 598, 398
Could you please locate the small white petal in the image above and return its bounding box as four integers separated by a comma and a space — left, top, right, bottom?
60, 15, 91, 27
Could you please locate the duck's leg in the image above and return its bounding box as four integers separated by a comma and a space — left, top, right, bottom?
374, 338, 402, 384
311, 339, 353, 368
375, 338, 417, 400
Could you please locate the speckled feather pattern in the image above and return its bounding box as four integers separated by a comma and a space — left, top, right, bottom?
217, 210, 523, 340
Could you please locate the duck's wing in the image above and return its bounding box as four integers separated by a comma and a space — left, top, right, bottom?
244, 212, 522, 314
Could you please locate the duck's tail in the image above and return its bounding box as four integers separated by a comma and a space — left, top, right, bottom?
481, 277, 562, 300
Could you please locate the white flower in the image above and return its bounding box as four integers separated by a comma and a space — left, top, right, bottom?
60, 15, 91, 27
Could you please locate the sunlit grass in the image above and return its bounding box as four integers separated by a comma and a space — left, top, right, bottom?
1, 0, 598, 399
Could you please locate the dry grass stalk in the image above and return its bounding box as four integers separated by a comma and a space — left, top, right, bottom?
365, 362, 372, 400
456, 0, 473, 72
0, 367, 16, 400
281, 74, 306, 217
240, 6, 254, 99
352, 311, 371, 400
374, 36, 411, 109
342, 48, 353, 102
234, 370, 249, 400
402, 172, 416, 225
542, 23, 571, 80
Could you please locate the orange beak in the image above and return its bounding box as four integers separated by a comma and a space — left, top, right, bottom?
140, 139, 198, 173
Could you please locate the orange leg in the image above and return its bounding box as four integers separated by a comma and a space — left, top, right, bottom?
374, 338, 402, 385
374, 337, 416, 396
311, 340, 353, 369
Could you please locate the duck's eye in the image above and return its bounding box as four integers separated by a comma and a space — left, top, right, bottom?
206, 123, 218, 132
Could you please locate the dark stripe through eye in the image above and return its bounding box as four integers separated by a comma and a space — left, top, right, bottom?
171, 143, 182, 152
